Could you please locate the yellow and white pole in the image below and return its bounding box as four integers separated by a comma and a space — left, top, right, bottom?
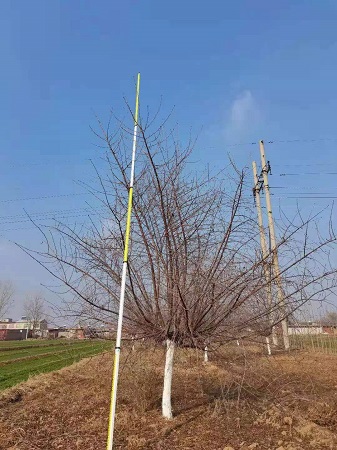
106, 73, 140, 450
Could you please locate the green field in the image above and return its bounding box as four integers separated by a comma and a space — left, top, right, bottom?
290, 334, 337, 353
0, 339, 113, 391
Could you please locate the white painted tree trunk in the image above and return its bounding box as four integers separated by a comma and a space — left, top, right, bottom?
204, 346, 208, 363
272, 327, 278, 346
236, 340, 240, 346
162, 339, 175, 419
281, 319, 290, 350
266, 336, 271, 356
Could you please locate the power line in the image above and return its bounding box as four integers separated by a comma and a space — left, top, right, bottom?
274, 192, 336, 195
267, 137, 337, 144
2, 137, 337, 169
279, 172, 337, 176
227, 137, 337, 147
270, 186, 337, 190
276, 163, 337, 167
0, 192, 89, 203
0, 221, 92, 235
0, 207, 102, 221
274, 196, 337, 199
0, 211, 104, 226
3, 156, 108, 169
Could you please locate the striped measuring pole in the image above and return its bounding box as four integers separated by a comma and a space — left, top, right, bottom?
106, 73, 140, 450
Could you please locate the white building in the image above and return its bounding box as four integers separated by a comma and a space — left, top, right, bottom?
288, 323, 323, 335
0, 317, 48, 337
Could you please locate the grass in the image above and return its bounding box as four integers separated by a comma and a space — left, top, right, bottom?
0, 338, 71, 347
0, 339, 113, 390
0, 341, 99, 362
0, 339, 84, 352
290, 333, 337, 353
1, 344, 337, 449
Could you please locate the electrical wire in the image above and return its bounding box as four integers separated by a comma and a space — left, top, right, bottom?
0, 193, 89, 203
0, 207, 102, 221
277, 163, 337, 167
267, 137, 337, 144
0, 211, 104, 226
274, 196, 337, 199
226, 136, 337, 147
0, 221, 91, 234
270, 186, 337, 190
279, 172, 337, 176
4, 156, 107, 169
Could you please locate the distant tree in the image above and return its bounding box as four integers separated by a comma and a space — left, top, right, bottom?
322, 311, 337, 326
24, 294, 45, 336
0, 280, 15, 320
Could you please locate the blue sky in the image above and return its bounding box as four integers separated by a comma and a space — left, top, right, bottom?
1, 0, 337, 319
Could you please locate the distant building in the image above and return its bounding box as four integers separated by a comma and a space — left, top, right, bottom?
48, 327, 62, 339
0, 329, 25, 341
0, 317, 48, 338
288, 321, 337, 336
322, 325, 337, 335
47, 325, 113, 340
57, 328, 85, 339
48, 326, 86, 339
288, 324, 323, 335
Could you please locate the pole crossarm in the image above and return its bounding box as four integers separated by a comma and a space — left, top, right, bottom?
252, 159, 272, 199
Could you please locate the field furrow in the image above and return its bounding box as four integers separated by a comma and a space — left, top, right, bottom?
0, 339, 113, 390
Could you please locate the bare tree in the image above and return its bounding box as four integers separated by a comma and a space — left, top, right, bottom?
20, 110, 337, 419
322, 311, 337, 326
24, 294, 45, 337
0, 281, 15, 320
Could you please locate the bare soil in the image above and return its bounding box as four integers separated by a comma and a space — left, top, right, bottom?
1, 344, 337, 449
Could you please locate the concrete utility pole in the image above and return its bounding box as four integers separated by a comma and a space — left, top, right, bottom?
252, 161, 278, 347
259, 140, 290, 350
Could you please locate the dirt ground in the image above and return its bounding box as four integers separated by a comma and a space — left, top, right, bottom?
1, 344, 337, 450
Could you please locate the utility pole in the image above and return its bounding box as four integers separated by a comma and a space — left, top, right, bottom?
259, 140, 290, 350
252, 161, 278, 347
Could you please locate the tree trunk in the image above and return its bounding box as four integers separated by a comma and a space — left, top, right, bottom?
162, 339, 175, 419
204, 345, 208, 363
281, 318, 290, 350
266, 336, 271, 356
271, 327, 278, 346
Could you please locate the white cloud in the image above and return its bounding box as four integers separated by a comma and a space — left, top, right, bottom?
224, 90, 261, 141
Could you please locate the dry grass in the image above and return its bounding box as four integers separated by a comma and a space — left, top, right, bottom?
1, 343, 337, 449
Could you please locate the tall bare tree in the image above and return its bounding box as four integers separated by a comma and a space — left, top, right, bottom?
20, 110, 337, 419
0, 281, 15, 320
24, 294, 45, 336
